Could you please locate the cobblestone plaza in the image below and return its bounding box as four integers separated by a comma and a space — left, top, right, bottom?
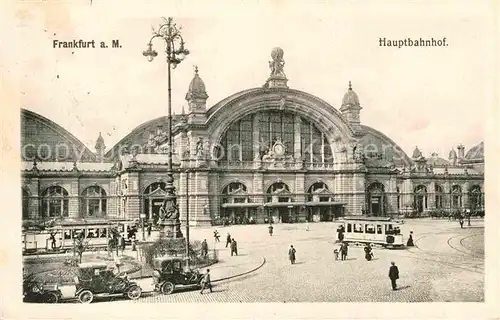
94, 219, 484, 303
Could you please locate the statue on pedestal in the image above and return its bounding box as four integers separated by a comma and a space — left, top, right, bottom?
269, 47, 286, 77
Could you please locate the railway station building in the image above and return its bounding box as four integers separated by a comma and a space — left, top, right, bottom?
21, 50, 484, 228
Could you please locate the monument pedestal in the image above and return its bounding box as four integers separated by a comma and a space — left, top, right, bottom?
160, 219, 184, 239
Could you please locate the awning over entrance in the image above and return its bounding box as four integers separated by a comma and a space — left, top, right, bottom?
263, 202, 306, 208
305, 201, 347, 206
221, 203, 263, 208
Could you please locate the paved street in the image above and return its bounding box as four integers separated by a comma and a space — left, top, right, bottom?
100, 218, 484, 303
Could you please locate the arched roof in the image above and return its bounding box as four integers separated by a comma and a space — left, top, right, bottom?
21, 109, 95, 161
465, 141, 484, 160
206, 87, 355, 148
359, 125, 412, 167
105, 116, 168, 159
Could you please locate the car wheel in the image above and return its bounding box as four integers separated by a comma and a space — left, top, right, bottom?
160, 282, 175, 295
126, 285, 142, 300
78, 290, 94, 304
44, 292, 60, 303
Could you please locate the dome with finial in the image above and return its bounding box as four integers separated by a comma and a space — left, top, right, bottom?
185, 66, 208, 101
95, 132, 105, 151
412, 146, 423, 159
427, 152, 450, 166
341, 81, 361, 110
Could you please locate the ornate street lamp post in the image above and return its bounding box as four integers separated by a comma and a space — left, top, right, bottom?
143, 17, 189, 239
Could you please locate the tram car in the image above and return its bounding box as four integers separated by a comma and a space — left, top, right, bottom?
23, 219, 138, 253
339, 216, 405, 248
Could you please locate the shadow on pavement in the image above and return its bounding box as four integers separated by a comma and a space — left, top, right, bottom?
397, 285, 411, 291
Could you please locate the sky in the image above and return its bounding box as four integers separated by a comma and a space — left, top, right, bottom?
2, 1, 496, 159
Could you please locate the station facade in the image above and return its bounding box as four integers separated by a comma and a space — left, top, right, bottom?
21, 50, 484, 227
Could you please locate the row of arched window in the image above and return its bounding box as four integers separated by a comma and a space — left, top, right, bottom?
395, 184, 483, 212
22, 185, 107, 219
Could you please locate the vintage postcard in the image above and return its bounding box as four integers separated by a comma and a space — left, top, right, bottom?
0, 0, 498, 319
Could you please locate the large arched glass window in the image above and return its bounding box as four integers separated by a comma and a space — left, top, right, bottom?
414, 185, 427, 213
220, 114, 254, 161
435, 184, 443, 209
451, 185, 462, 209
41, 186, 69, 218
222, 182, 248, 204
469, 185, 482, 211
81, 186, 107, 218
22, 188, 30, 219
218, 111, 333, 163
307, 182, 331, 202
301, 118, 333, 163
266, 182, 292, 203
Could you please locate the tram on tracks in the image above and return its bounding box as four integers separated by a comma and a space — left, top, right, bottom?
339, 216, 405, 248
22, 219, 138, 253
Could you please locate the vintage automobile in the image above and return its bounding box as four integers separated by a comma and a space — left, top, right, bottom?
74, 262, 142, 303
23, 273, 62, 303
152, 256, 204, 295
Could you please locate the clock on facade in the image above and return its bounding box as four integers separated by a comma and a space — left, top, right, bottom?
273, 142, 285, 156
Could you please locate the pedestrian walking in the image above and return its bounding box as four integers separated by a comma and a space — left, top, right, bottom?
288, 245, 296, 264
49, 232, 57, 250
199, 269, 213, 294
388, 261, 399, 291
119, 234, 126, 254
230, 238, 238, 256
459, 217, 464, 228
225, 233, 231, 247
147, 223, 152, 237
268, 224, 274, 236
214, 230, 220, 242
406, 231, 414, 247
201, 239, 209, 258
333, 249, 339, 261
340, 242, 348, 261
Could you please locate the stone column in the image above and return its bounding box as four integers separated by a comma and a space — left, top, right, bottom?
68, 178, 80, 218
427, 181, 436, 211
28, 177, 40, 220
295, 173, 305, 222
208, 172, 220, 224
108, 179, 117, 218
443, 180, 451, 212
253, 172, 264, 222
125, 171, 141, 220
462, 181, 470, 210
401, 178, 413, 215
351, 170, 365, 216
387, 176, 398, 215
191, 170, 211, 227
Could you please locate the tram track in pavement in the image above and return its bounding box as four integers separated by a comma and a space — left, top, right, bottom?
404, 233, 484, 274
447, 234, 484, 258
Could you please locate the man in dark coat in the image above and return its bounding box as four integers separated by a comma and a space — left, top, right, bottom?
340, 242, 348, 261
200, 269, 212, 294
230, 239, 238, 256
268, 224, 274, 236
388, 261, 399, 290
226, 233, 232, 247
201, 239, 208, 258
288, 245, 296, 264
